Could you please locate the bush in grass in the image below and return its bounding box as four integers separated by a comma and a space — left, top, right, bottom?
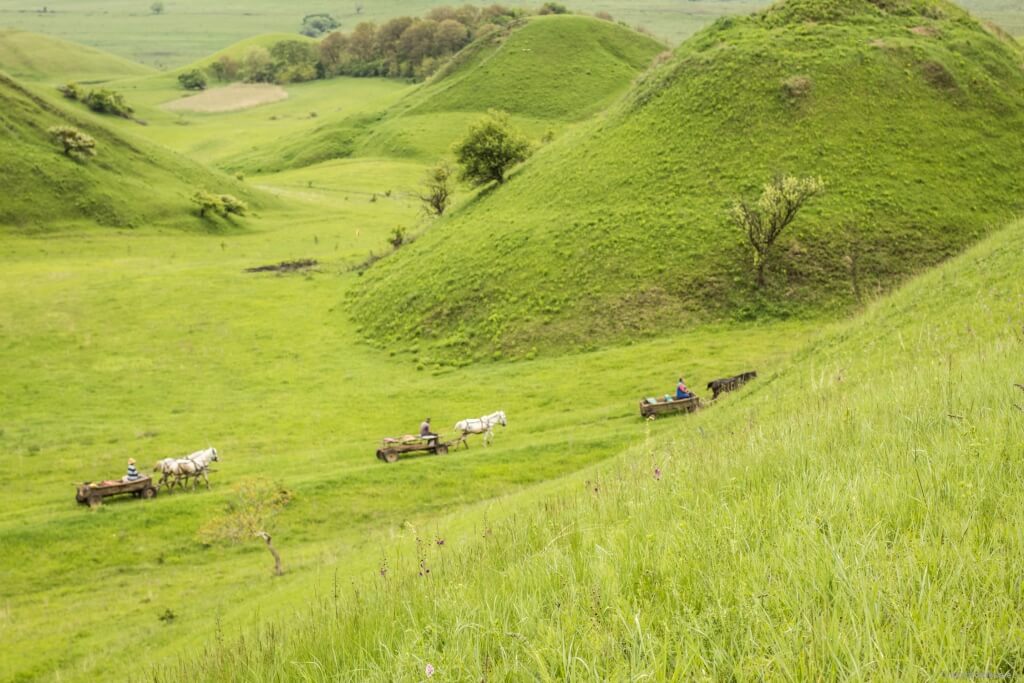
177, 69, 207, 90
219, 194, 248, 216
82, 89, 133, 117
300, 13, 339, 37
538, 2, 569, 15
242, 47, 277, 83
454, 110, 532, 186
57, 82, 81, 100
191, 191, 224, 218
418, 161, 454, 216
729, 175, 825, 287
782, 75, 813, 98
48, 126, 96, 159
209, 55, 240, 82
150, 1, 164, 15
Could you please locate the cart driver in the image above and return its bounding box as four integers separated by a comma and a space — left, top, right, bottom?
420, 418, 438, 443
675, 378, 694, 400
123, 457, 142, 482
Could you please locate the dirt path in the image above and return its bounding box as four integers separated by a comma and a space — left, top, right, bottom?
163, 83, 288, 113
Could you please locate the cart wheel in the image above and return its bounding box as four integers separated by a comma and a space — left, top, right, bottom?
384, 451, 399, 463
436, 445, 449, 455
142, 486, 157, 499
88, 494, 102, 508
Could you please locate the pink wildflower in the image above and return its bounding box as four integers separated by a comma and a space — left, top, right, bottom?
654, 467, 662, 481
425, 663, 435, 677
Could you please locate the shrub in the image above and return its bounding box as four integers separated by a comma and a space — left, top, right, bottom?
178, 69, 207, 90
454, 110, 532, 186
82, 89, 133, 117
418, 161, 454, 216
57, 82, 81, 100
388, 226, 407, 249
782, 75, 813, 98
595, 11, 614, 21
538, 2, 569, 15
219, 194, 248, 216
209, 55, 240, 82
191, 191, 224, 218
242, 47, 276, 83
150, 1, 164, 14
48, 126, 96, 159
300, 13, 339, 37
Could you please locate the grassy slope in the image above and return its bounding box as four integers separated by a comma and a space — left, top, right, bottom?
225, 16, 664, 173
163, 211, 1024, 680
0, 71, 260, 230
0, 28, 154, 83
351, 0, 1024, 361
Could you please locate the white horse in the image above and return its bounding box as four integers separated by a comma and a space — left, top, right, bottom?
454, 411, 507, 447
154, 447, 218, 491
175, 447, 219, 490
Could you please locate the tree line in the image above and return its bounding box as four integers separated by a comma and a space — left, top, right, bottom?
204, 3, 591, 86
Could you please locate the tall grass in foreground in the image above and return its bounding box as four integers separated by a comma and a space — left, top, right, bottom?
158, 219, 1024, 680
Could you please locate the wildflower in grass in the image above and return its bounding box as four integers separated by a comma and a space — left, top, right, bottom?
435, 537, 445, 546
425, 663, 435, 677
654, 467, 662, 481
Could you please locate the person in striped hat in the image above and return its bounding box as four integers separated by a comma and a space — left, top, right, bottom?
123, 458, 142, 482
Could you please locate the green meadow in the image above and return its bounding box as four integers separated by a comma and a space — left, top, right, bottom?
1, 0, 1023, 680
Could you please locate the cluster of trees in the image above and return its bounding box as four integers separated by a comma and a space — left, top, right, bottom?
201, 4, 585, 86
317, 5, 526, 80
59, 83, 133, 118
207, 39, 320, 85
178, 69, 207, 90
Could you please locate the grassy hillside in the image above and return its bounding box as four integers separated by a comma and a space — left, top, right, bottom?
224, 16, 663, 172
162, 215, 1024, 679
352, 0, 1024, 361
0, 71, 260, 230
0, 29, 154, 83
410, 15, 664, 120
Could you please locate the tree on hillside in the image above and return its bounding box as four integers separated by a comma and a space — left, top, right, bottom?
729, 175, 825, 287
150, 1, 164, 15
242, 47, 276, 83
209, 55, 240, 82
82, 88, 133, 117
177, 68, 207, 90
538, 2, 569, 15
454, 110, 532, 186
192, 191, 224, 218
198, 478, 291, 576
270, 40, 319, 82
48, 126, 96, 159
418, 161, 455, 216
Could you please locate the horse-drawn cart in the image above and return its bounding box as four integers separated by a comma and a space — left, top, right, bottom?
75, 476, 158, 508
376, 436, 460, 463
639, 396, 702, 419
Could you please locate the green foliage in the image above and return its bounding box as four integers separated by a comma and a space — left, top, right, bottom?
81, 88, 133, 117
57, 82, 81, 100
299, 13, 339, 38
48, 125, 96, 159
538, 2, 570, 15
177, 68, 207, 90
219, 194, 248, 216
418, 160, 454, 216
150, 1, 164, 15
353, 0, 1024, 359
453, 110, 531, 185
209, 55, 240, 81
730, 175, 826, 287
191, 191, 248, 218
270, 40, 319, 83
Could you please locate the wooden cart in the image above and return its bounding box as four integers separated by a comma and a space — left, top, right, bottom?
75, 476, 158, 508
639, 396, 702, 419
376, 436, 453, 463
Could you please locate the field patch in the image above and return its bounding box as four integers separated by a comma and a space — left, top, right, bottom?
163, 83, 288, 113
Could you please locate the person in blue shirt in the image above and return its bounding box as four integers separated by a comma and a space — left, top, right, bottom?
675, 377, 693, 400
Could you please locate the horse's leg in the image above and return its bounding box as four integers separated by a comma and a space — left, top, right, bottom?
202, 469, 211, 489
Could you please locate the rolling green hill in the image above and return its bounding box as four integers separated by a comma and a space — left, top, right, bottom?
226, 15, 664, 172
351, 0, 1024, 361
162, 214, 1024, 679
0, 29, 155, 83
0, 71, 261, 230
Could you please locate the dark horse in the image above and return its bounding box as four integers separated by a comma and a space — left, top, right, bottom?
707, 371, 758, 400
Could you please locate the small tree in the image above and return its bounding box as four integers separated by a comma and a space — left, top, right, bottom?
729, 175, 825, 287
198, 479, 291, 576
191, 190, 224, 218
538, 2, 569, 14
82, 88, 133, 117
57, 82, 81, 100
150, 1, 164, 14
209, 55, 240, 82
48, 126, 96, 159
300, 13, 339, 37
388, 226, 407, 249
418, 160, 454, 216
454, 110, 531, 186
177, 68, 207, 90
